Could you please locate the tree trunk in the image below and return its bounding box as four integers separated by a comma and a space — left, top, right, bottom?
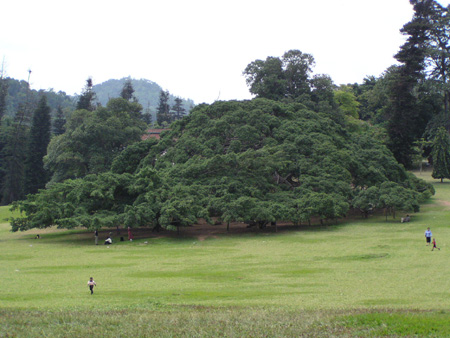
227, 222, 230, 232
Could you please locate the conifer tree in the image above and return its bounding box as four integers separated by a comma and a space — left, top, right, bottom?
120, 79, 136, 101
76, 77, 96, 111
53, 105, 66, 135
388, 0, 450, 167
24, 95, 51, 194
1, 104, 30, 204
432, 126, 450, 182
142, 103, 153, 125
172, 97, 186, 120
156, 90, 171, 125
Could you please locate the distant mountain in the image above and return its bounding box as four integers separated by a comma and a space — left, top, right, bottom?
93, 78, 195, 120
1, 77, 195, 123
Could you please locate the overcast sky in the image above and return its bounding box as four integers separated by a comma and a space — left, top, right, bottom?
2, 0, 450, 104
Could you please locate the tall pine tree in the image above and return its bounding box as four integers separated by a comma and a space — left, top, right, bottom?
120, 79, 136, 101
1, 104, 30, 204
53, 105, 66, 135
76, 77, 97, 111
172, 97, 186, 120
156, 90, 171, 125
387, 0, 433, 168
432, 126, 450, 182
24, 95, 51, 195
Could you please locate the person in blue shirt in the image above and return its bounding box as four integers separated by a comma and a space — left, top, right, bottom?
425, 227, 432, 246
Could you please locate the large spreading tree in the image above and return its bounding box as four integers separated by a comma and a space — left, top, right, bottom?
11, 99, 433, 232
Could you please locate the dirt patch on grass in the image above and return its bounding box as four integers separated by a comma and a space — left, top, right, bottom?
125, 219, 299, 242
437, 199, 450, 207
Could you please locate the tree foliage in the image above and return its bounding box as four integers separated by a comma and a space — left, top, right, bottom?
11, 99, 433, 232
52, 105, 66, 135
385, 0, 450, 167
24, 95, 51, 195
44, 98, 147, 184
156, 90, 171, 125
431, 126, 450, 181
0, 77, 75, 119
120, 79, 136, 101
243, 50, 315, 102
93, 78, 194, 122
0, 67, 8, 121
76, 78, 97, 111
1, 105, 30, 204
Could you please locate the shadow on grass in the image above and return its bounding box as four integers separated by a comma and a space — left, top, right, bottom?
11, 211, 413, 247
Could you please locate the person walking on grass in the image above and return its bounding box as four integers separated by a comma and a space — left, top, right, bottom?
94, 229, 98, 245
432, 238, 440, 251
87, 277, 97, 295
425, 227, 432, 246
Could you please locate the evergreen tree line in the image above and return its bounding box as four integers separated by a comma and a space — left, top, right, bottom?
0, 82, 53, 205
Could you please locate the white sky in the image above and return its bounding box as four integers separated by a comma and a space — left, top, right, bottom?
1, 0, 450, 104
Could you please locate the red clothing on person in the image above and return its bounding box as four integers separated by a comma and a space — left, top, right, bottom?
128, 228, 133, 240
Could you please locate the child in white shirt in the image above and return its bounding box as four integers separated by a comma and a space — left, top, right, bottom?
87, 277, 97, 295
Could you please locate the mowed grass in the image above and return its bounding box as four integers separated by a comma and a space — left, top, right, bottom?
1, 170, 450, 337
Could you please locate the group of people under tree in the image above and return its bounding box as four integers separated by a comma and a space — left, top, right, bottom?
97, 227, 134, 245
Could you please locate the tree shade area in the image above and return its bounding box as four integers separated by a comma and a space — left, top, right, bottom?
10, 99, 434, 232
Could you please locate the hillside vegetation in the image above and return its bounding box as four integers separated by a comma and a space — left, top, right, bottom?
0, 77, 194, 121
93, 78, 194, 120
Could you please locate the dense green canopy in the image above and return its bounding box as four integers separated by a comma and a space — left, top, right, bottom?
10, 99, 433, 232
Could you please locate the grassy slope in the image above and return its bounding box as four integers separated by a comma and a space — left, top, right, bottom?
1, 171, 450, 337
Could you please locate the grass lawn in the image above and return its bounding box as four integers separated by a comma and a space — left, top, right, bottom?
1, 170, 450, 337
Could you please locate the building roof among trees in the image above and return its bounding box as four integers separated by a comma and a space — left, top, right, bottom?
141, 128, 170, 140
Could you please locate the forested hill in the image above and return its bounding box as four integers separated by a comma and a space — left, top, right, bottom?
2, 77, 75, 118
93, 78, 195, 117
1, 77, 195, 119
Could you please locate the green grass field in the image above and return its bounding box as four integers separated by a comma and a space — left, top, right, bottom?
1, 171, 450, 337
